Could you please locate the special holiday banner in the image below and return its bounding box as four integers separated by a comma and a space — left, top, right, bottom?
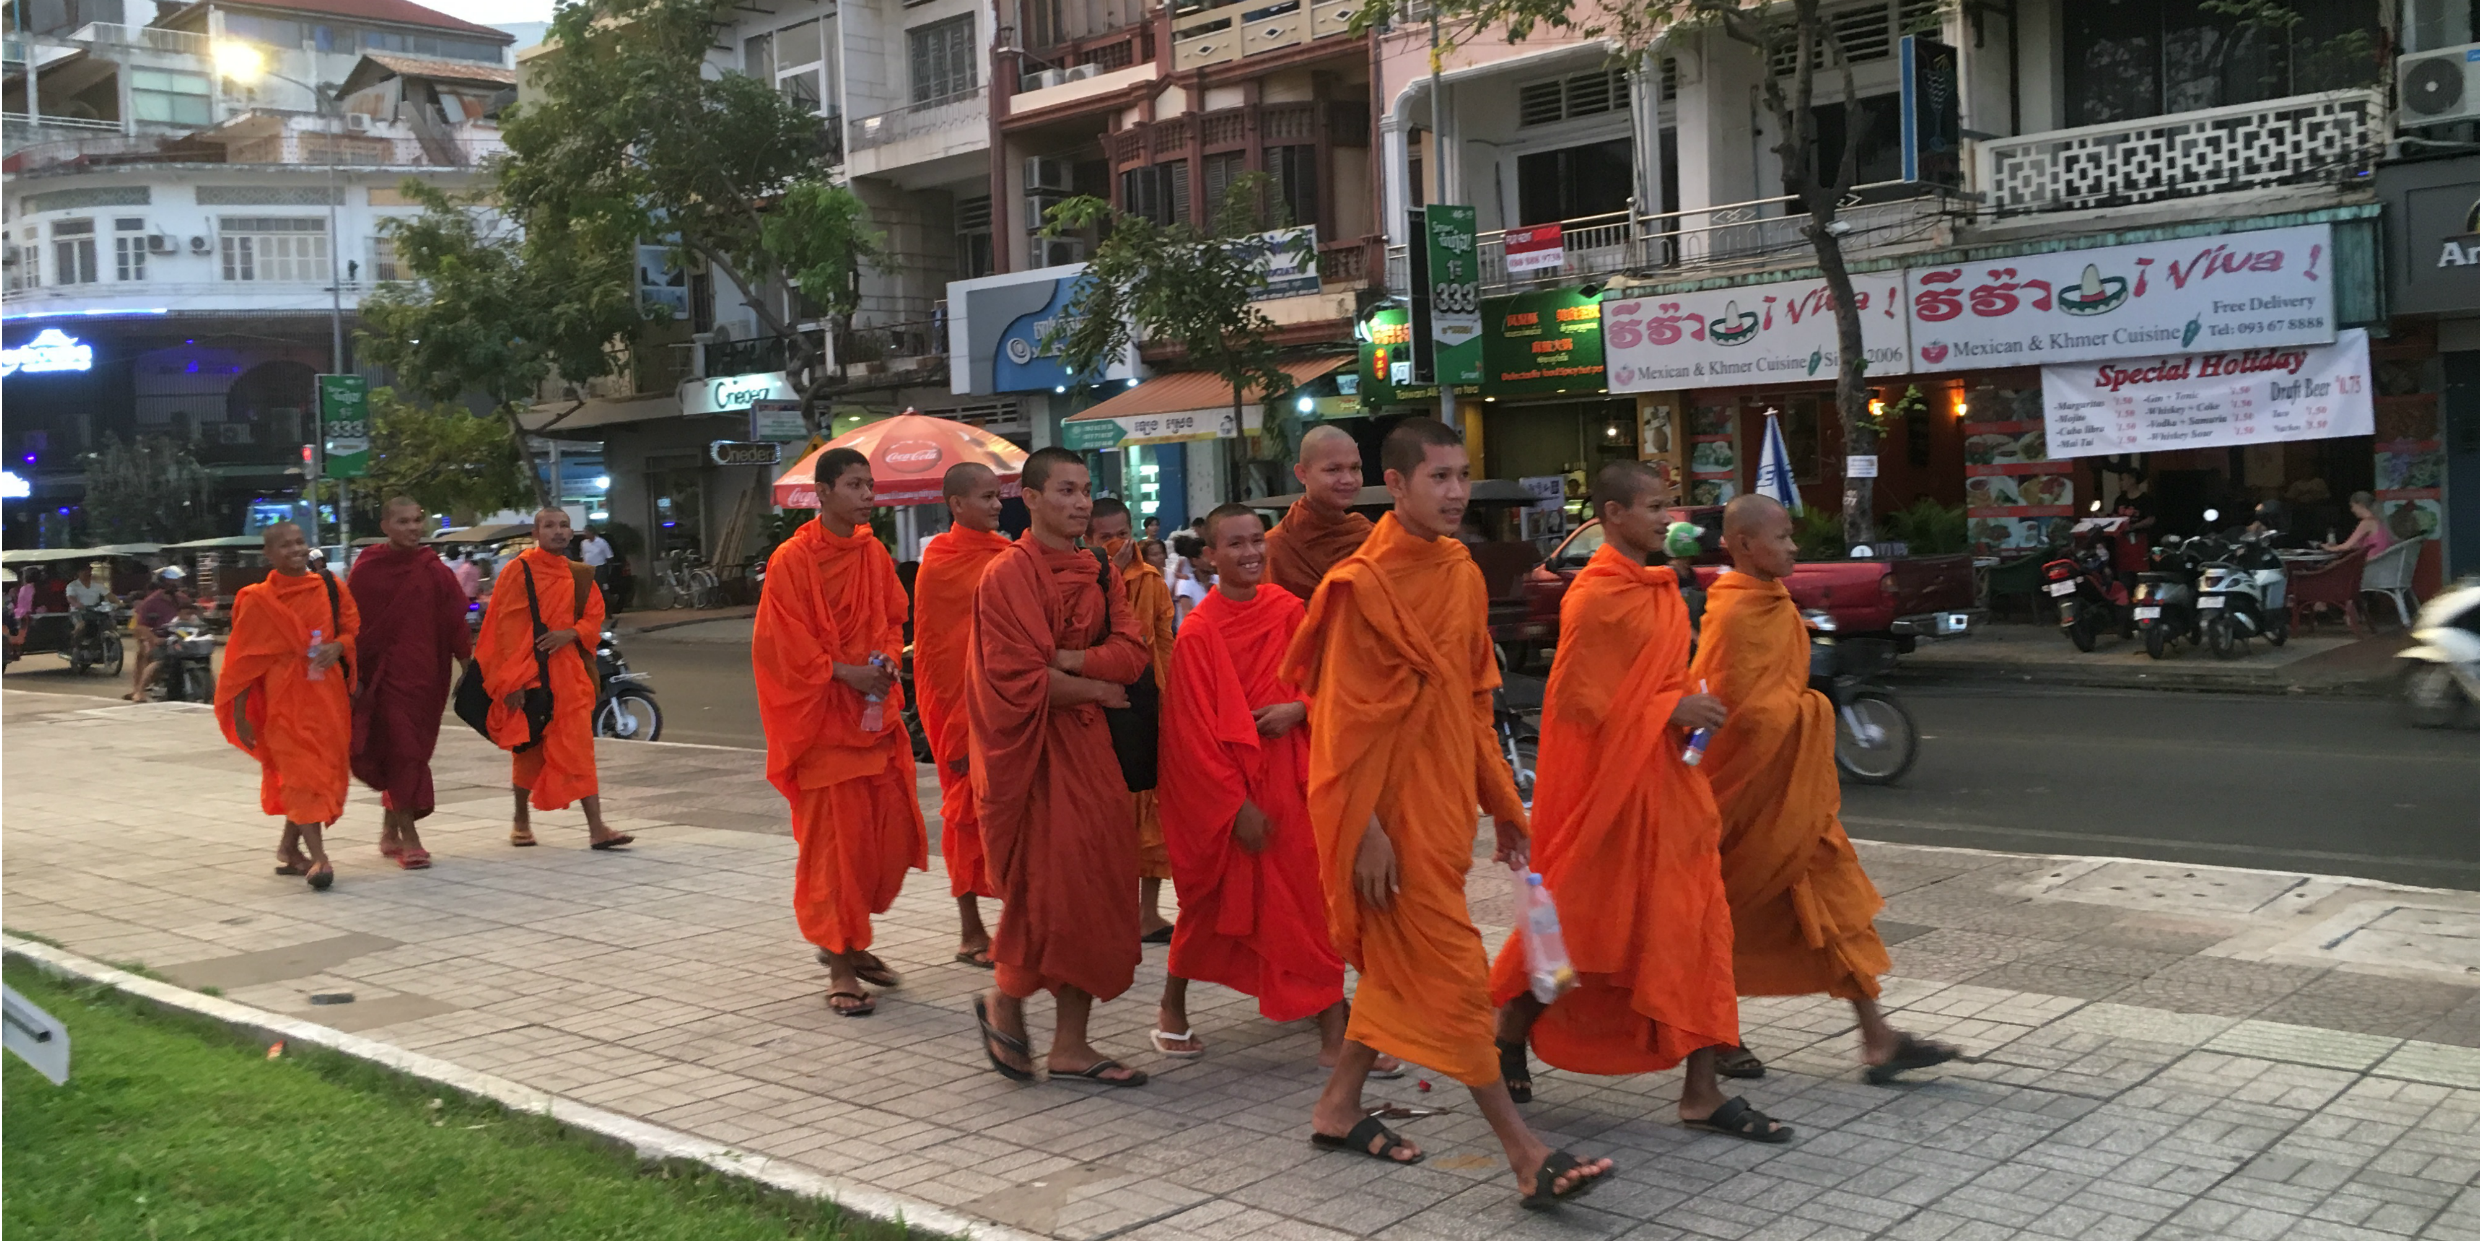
2040, 328, 2374, 458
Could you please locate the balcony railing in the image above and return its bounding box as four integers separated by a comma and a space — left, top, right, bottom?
1977, 88, 2385, 217
67, 21, 212, 55
849, 88, 987, 153
834, 315, 947, 376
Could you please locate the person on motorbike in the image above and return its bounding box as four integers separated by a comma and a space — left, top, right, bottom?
127, 566, 193, 700
65, 563, 114, 657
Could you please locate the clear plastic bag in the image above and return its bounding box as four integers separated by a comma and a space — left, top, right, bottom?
1518, 870, 1578, 1004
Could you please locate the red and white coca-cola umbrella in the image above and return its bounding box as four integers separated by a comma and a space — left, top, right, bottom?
772, 409, 1027, 507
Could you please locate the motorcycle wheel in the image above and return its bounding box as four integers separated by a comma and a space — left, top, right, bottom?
2206, 615, 2236, 660
2265, 611, 2289, 647
2144, 624, 2169, 660
905, 705, 935, 765
2068, 617, 2097, 653
1510, 736, 1540, 811
2398, 664, 2467, 729
595, 689, 664, 741
185, 666, 215, 703
1834, 689, 1918, 785
98, 629, 123, 676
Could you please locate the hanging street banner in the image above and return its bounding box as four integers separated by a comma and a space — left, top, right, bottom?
317, 374, 370, 480
1602, 272, 1909, 393
1481, 287, 1605, 396
1907, 223, 2336, 373
1414, 205, 1483, 385
2041, 328, 2374, 458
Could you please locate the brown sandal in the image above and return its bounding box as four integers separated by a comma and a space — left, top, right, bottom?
509, 826, 537, 847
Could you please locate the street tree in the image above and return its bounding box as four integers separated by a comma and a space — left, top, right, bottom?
1041, 177, 1305, 494
1410, 0, 1927, 545
80, 435, 215, 544
357, 387, 538, 521
503, 0, 882, 434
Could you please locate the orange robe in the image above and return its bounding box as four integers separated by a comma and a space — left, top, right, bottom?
476, 547, 606, 811
1486, 545, 1737, 1073
1281, 513, 1525, 1087
755, 520, 928, 956
1264, 499, 1373, 601
1124, 558, 1176, 881
969, 534, 1150, 1000
215, 570, 360, 824
1162, 586, 1345, 1022
1689, 572, 1890, 1000
913, 525, 1012, 899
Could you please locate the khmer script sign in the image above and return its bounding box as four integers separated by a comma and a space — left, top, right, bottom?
1602, 272, 1910, 393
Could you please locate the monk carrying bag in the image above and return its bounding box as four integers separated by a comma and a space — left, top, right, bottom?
1087, 548, 1159, 792
451, 559, 594, 752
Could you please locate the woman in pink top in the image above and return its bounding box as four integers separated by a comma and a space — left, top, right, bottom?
2324, 492, 2393, 556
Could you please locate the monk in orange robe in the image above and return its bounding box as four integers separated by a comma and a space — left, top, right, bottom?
1264, 424, 1372, 600
476, 508, 631, 850
1089, 497, 1176, 942
913, 462, 1011, 966
216, 521, 357, 891
1691, 495, 1960, 1084
969, 447, 1150, 1087
1284, 418, 1612, 1206
1487, 463, 1790, 1143
755, 448, 929, 1017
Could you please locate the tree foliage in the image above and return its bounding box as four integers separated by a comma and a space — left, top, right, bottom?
356, 387, 537, 521
1041, 176, 1304, 488
81, 435, 216, 544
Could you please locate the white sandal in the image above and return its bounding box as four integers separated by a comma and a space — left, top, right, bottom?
1149, 1028, 1205, 1059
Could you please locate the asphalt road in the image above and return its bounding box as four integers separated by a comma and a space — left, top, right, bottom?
17, 633, 2474, 888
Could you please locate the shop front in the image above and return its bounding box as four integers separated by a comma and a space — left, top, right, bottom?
2379, 155, 2480, 581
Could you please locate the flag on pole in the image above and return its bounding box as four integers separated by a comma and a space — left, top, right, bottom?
1755, 409, 1802, 513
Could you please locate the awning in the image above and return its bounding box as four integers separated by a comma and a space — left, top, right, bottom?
1, 543, 162, 563
161, 535, 270, 550
434, 522, 534, 545
520, 391, 729, 436
1061, 357, 1349, 449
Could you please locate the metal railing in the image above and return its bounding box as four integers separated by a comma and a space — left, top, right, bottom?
1977, 88, 2385, 216
834, 315, 947, 372
66, 21, 212, 55
849, 88, 987, 153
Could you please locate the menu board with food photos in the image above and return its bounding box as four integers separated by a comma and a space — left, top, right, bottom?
1688, 403, 1738, 505
1964, 416, 2073, 550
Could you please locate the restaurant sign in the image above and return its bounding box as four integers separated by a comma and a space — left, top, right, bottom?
2040, 328, 2373, 458
1909, 223, 2335, 373
1602, 272, 1909, 393
1481, 287, 1605, 396
1355, 305, 1436, 406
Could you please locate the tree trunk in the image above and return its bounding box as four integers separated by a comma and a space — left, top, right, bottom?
500, 404, 555, 511
1806, 207, 1877, 550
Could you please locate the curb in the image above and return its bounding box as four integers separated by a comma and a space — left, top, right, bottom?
616, 607, 757, 636
1891, 660, 2394, 698
1, 936, 1043, 1241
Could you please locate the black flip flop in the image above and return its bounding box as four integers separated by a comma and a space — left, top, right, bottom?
273, 859, 308, 877
953, 946, 995, 969
974, 995, 1034, 1082
589, 833, 634, 851
826, 989, 875, 1018
1141, 925, 1173, 945
1498, 1039, 1533, 1104
305, 863, 334, 891
1520, 1149, 1611, 1210
1055, 1058, 1148, 1087
816, 947, 902, 988
1684, 1095, 1793, 1144
1717, 1045, 1766, 1079
1309, 1114, 1424, 1165
1864, 1033, 1963, 1085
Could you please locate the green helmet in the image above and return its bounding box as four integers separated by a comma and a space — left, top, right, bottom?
1663, 521, 1704, 560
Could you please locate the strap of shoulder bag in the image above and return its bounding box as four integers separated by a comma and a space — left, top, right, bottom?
318, 569, 352, 680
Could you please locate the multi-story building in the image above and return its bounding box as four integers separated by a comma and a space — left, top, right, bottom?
1350, 0, 2464, 583
2, 0, 514, 545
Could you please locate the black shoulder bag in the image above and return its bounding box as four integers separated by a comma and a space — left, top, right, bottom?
314, 569, 353, 683
451, 559, 590, 751
1087, 548, 1160, 792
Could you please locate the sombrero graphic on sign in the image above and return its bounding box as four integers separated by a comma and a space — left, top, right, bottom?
2056, 264, 2130, 317
1708, 300, 1760, 346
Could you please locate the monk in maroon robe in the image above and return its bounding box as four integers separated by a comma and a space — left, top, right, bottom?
349, 496, 471, 869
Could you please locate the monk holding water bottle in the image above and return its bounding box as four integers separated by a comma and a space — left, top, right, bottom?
1691, 494, 1961, 1083
1488, 462, 1789, 1142
755, 447, 928, 1017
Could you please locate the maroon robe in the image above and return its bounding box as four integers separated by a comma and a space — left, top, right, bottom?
348, 542, 472, 818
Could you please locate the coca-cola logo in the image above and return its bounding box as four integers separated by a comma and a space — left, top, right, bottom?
881, 440, 944, 473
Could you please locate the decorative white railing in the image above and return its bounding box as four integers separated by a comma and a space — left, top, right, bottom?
848, 88, 988, 153
67, 22, 212, 55
1976, 88, 2385, 216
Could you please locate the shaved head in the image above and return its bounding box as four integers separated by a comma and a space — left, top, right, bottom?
260, 520, 302, 550
1591, 460, 1664, 518
382, 495, 423, 518
1300, 424, 1356, 459
1293, 422, 1364, 515
1721, 493, 1788, 539
1719, 493, 1796, 582
1380, 416, 1463, 478
942, 461, 996, 498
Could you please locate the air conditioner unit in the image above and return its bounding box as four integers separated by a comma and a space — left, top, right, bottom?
344, 112, 371, 131
1024, 190, 1074, 231
2399, 43, 2480, 126
146, 233, 177, 255
1064, 63, 1103, 82
1025, 155, 1075, 191
1035, 237, 1087, 267
1021, 68, 1065, 92
188, 235, 211, 254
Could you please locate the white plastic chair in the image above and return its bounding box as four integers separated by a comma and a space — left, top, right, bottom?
2360, 538, 2423, 627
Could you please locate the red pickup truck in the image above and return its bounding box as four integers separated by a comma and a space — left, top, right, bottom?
1493, 507, 1979, 663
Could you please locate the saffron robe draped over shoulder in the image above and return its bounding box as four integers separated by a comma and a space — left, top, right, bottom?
1161, 586, 1345, 1022
1689, 572, 1891, 1000
969, 534, 1151, 1001
216, 570, 359, 824
476, 547, 605, 811
912, 525, 1012, 899
347, 543, 470, 818
1124, 557, 1176, 880
1487, 545, 1737, 1074
1264, 499, 1374, 601
1281, 513, 1527, 1087
755, 520, 928, 955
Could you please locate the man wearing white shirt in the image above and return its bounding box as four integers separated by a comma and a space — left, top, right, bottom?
579, 528, 616, 610
65, 563, 113, 649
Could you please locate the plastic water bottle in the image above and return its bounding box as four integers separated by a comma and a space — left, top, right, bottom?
1680, 678, 1713, 765
1521, 872, 1578, 1004
306, 628, 325, 681
858, 651, 890, 732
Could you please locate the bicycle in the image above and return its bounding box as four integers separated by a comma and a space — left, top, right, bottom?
647, 551, 720, 611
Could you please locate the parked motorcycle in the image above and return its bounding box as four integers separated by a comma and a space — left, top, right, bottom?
2397, 575, 2480, 728
1493, 645, 1538, 809
2042, 530, 2128, 652
2133, 535, 2203, 660
1807, 611, 1918, 785
591, 629, 664, 741
2194, 523, 2289, 659
145, 621, 218, 702
64, 603, 124, 675
899, 644, 936, 766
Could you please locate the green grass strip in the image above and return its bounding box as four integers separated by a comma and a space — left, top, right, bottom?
3, 960, 919, 1241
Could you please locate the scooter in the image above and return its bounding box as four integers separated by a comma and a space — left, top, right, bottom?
591, 628, 664, 741
146, 621, 218, 702
2043, 529, 2129, 652
64, 603, 124, 675
2134, 535, 2203, 660
2194, 515, 2289, 659
1808, 611, 1918, 785
1493, 645, 1538, 809
2397, 575, 2480, 728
